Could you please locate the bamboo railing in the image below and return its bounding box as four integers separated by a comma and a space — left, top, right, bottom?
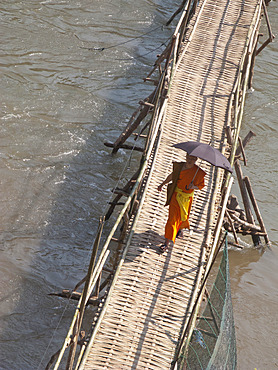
172, 1, 271, 366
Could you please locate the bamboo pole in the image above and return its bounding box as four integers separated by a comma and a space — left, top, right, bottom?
228, 210, 261, 232
132, 132, 147, 138
156, 36, 176, 109
228, 241, 244, 249
105, 168, 140, 220
176, 7, 191, 54
235, 130, 256, 156
166, 0, 187, 26
104, 141, 144, 152
66, 217, 105, 369
143, 77, 159, 85
225, 210, 239, 245
256, 0, 275, 55
53, 219, 105, 370
238, 137, 247, 165
248, 30, 259, 89
244, 176, 270, 244
111, 211, 130, 273
144, 18, 181, 154
66, 321, 79, 370
136, 118, 152, 138
178, 0, 198, 52
241, 230, 267, 236
177, 234, 227, 369
94, 275, 101, 300
173, 8, 188, 38
143, 70, 166, 157
172, 177, 234, 369
225, 126, 233, 148
48, 290, 100, 305
234, 160, 259, 245
110, 89, 156, 153
145, 42, 172, 79
70, 267, 113, 294
226, 127, 256, 165
168, 33, 180, 91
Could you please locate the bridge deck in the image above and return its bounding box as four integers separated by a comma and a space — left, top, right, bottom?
81, 0, 260, 368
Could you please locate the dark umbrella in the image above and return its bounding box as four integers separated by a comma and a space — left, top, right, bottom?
173, 141, 233, 173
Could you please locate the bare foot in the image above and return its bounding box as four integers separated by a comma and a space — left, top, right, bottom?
177, 229, 184, 239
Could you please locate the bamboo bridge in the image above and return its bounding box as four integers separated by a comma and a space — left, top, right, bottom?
48, 0, 273, 368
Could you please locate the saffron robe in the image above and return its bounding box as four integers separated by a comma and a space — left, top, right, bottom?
165, 163, 206, 242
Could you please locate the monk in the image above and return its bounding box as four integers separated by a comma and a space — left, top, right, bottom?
157, 154, 206, 252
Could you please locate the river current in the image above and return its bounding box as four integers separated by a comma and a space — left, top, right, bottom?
0, 1, 277, 369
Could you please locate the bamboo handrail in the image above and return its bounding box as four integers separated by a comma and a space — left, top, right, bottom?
224, 0, 262, 188
177, 0, 195, 53
66, 218, 105, 369
173, 1, 264, 364
171, 176, 234, 368
176, 0, 209, 70
53, 222, 107, 370
76, 85, 168, 370
78, 95, 168, 370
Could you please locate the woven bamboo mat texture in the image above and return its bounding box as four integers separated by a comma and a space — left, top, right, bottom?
83, 0, 259, 368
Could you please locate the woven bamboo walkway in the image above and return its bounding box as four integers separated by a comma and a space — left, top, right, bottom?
80, 0, 260, 368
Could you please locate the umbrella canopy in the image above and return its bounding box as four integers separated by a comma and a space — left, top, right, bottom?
173, 141, 233, 173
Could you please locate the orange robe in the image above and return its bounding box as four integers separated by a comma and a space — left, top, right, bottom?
165, 164, 206, 242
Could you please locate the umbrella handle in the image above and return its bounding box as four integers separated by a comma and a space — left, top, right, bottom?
185, 181, 193, 190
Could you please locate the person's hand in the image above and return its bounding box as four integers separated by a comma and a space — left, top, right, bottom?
188, 182, 198, 190
157, 184, 163, 191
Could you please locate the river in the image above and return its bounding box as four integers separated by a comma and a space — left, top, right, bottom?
0, 1, 277, 369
